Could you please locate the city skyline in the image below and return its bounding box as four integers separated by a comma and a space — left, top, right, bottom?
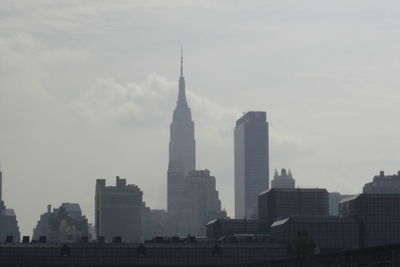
1, 1, 400, 236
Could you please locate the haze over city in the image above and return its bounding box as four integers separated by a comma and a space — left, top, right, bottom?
1, 0, 400, 237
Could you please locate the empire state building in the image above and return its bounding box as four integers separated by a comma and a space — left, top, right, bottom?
168, 50, 196, 176
167, 50, 196, 219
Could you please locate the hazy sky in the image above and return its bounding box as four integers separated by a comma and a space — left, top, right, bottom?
1, 0, 400, 235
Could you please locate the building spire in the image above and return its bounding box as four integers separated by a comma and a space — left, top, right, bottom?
180, 46, 183, 77
176, 47, 188, 108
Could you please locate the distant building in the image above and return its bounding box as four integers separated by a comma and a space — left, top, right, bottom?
258, 188, 329, 227
177, 170, 227, 236
142, 206, 167, 241
32, 203, 88, 242
328, 192, 353, 216
95, 176, 143, 242
234, 111, 269, 218
271, 169, 295, 189
363, 170, 400, 194
206, 218, 269, 239
167, 160, 184, 235
167, 51, 196, 235
340, 194, 400, 248
168, 50, 196, 177
270, 216, 359, 254
0, 168, 20, 243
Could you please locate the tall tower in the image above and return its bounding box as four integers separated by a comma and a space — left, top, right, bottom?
168, 49, 196, 177
167, 50, 196, 232
234, 111, 269, 218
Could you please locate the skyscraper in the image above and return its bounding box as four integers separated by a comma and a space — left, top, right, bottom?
234, 111, 269, 218
167, 50, 196, 223
168, 49, 196, 177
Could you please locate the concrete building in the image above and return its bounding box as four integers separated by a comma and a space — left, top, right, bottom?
271, 168, 295, 189
234, 111, 269, 219
363, 170, 400, 194
340, 194, 400, 248
32, 203, 88, 243
206, 218, 269, 239
0, 168, 20, 243
258, 188, 329, 227
177, 170, 227, 236
95, 176, 143, 242
270, 216, 359, 254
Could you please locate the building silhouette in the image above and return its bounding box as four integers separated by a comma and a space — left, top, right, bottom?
234, 111, 269, 218
328, 192, 353, 216
363, 170, 400, 194
32, 203, 88, 243
177, 170, 226, 236
0, 168, 20, 242
167, 50, 196, 234
95, 176, 143, 242
168, 49, 196, 177
340, 194, 400, 248
270, 215, 359, 254
258, 188, 329, 227
271, 168, 295, 189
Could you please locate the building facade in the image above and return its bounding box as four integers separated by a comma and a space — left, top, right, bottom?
270, 215, 359, 254
363, 170, 400, 194
0, 168, 20, 243
177, 170, 226, 236
340, 194, 400, 248
95, 176, 143, 242
271, 168, 295, 189
32, 203, 88, 243
234, 111, 269, 219
258, 188, 329, 227
328, 192, 353, 216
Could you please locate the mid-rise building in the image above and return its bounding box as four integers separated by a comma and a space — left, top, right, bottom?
32, 203, 88, 242
363, 170, 400, 194
0, 168, 20, 242
340, 194, 400, 248
270, 216, 359, 254
177, 170, 227, 236
271, 168, 295, 189
258, 188, 329, 227
95, 176, 143, 242
234, 111, 269, 218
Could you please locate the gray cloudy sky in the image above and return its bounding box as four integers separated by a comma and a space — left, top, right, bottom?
1, 0, 400, 235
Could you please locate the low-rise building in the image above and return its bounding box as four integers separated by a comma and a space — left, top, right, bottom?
270, 215, 359, 254
206, 218, 269, 239
340, 194, 400, 248
258, 188, 329, 227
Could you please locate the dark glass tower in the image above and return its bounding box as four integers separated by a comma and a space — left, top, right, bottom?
167, 50, 196, 218
234, 111, 269, 218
